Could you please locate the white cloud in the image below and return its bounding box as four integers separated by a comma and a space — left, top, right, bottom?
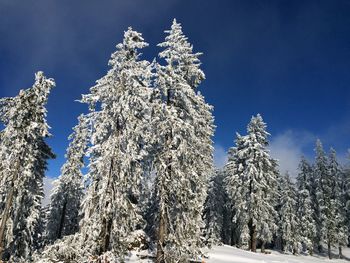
214, 144, 228, 168
269, 130, 315, 178
42, 176, 56, 207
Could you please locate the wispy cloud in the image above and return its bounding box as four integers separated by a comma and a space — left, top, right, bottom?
269, 130, 315, 178
214, 144, 228, 168
42, 176, 55, 207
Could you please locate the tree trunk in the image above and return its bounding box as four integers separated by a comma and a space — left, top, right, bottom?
328, 241, 331, 259
248, 220, 257, 252
156, 146, 171, 263
230, 222, 235, 246
100, 154, 115, 255
339, 246, 342, 259
103, 217, 113, 253
0, 159, 20, 259
261, 241, 266, 253
318, 243, 323, 253
309, 246, 313, 256
156, 210, 166, 263
57, 200, 67, 239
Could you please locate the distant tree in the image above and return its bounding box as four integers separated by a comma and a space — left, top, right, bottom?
277, 172, 301, 254
0, 72, 55, 261
344, 160, 350, 246
203, 169, 227, 246
328, 148, 348, 258
226, 114, 278, 253
314, 140, 344, 259
296, 157, 317, 255
153, 19, 214, 262
313, 139, 328, 253
45, 114, 90, 244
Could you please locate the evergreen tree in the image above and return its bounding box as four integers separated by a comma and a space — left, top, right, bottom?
0, 72, 55, 261
226, 114, 278, 253
203, 169, 227, 246
75, 28, 154, 260
314, 140, 339, 259
45, 114, 90, 244
344, 163, 350, 246
296, 157, 317, 255
313, 139, 328, 253
328, 148, 348, 258
153, 19, 214, 262
277, 173, 301, 254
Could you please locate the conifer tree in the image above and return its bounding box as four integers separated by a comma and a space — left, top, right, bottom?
203, 169, 227, 246
75, 28, 154, 260
313, 139, 328, 253
38, 28, 155, 263
296, 157, 317, 255
314, 140, 339, 259
344, 164, 350, 247
0, 72, 55, 261
328, 148, 348, 258
278, 173, 301, 254
45, 114, 90, 244
226, 114, 278, 253
153, 19, 214, 262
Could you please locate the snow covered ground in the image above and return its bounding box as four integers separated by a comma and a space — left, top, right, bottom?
127, 245, 350, 262
203, 245, 350, 263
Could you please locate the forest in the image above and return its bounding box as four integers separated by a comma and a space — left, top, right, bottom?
0, 19, 349, 263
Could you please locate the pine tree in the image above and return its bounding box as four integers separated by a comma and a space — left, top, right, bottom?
313, 139, 328, 253
344, 162, 350, 247
278, 173, 301, 254
226, 114, 278, 253
203, 169, 227, 246
153, 19, 214, 262
0, 72, 55, 261
296, 157, 317, 255
314, 140, 339, 259
45, 114, 90, 244
74, 27, 154, 260
328, 148, 348, 258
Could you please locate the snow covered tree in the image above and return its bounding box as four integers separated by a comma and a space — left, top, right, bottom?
203, 169, 227, 246
344, 162, 350, 247
313, 139, 328, 253
73, 27, 155, 260
296, 157, 317, 255
225, 114, 278, 253
0, 72, 55, 261
328, 148, 348, 258
45, 114, 90, 244
153, 19, 214, 262
314, 140, 343, 259
277, 173, 301, 254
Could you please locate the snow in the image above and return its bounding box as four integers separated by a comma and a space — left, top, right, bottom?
204, 245, 350, 263
126, 245, 350, 262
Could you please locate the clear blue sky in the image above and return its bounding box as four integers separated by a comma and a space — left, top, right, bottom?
1, 0, 350, 178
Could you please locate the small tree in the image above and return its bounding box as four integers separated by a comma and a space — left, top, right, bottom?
45, 114, 90, 244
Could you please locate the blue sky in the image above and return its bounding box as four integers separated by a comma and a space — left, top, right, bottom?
1, 0, 350, 185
